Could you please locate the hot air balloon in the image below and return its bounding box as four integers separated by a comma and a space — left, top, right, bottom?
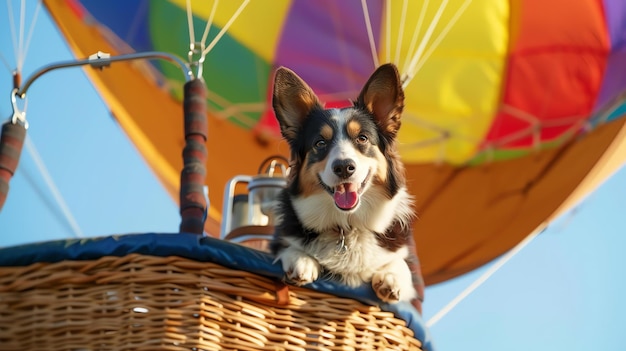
38, 0, 626, 283
1, 0, 625, 349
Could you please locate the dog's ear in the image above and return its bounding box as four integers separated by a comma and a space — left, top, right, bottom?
356, 63, 404, 137
272, 67, 321, 142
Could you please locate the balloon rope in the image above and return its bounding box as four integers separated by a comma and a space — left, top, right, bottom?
384, 0, 391, 63
4, 0, 42, 72
401, 0, 450, 84
6, 0, 19, 67
200, 0, 219, 48
24, 135, 84, 238
426, 228, 541, 328
18, 0, 25, 69
0, 52, 12, 73
21, 0, 41, 71
203, 88, 261, 128
186, 0, 196, 45
210, 102, 265, 124
393, 0, 408, 65
202, 0, 250, 56
401, 0, 430, 74
404, 0, 471, 88
360, 0, 379, 68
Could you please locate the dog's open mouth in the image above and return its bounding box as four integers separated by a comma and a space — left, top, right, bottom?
333, 183, 359, 210
320, 171, 371, 211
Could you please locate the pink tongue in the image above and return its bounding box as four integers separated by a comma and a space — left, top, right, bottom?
333, 183, 359, 210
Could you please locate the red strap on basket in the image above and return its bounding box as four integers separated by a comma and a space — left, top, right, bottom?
0, 121, 26, 211
274, 280, 291, 306
179, 79, 208, 234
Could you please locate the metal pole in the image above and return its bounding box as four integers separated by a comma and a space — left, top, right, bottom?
16, 51, 193, 98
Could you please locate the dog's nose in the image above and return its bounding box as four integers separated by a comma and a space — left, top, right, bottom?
332, 159, 356, 179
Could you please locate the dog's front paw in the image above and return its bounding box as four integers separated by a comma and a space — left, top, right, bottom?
279, 250, 321, 286
372, 271, 402, 302
372, 265, 416, 303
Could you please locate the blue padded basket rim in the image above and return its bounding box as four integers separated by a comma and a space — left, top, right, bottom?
0, 232, 433, 350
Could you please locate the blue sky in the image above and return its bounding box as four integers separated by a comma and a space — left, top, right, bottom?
1, 4, 625, 350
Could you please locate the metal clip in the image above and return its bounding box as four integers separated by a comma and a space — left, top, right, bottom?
187, 42, 206, 80
88, 51, 112, 70
10, 89, 28, 129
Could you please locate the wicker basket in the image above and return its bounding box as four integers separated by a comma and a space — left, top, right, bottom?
0, 234, 429, 351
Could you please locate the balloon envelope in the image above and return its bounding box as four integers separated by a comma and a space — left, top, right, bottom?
42, 0, 626, 284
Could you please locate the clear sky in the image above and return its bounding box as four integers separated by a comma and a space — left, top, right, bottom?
1, 4, 625, 351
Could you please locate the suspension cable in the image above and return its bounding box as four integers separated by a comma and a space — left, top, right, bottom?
0, 52, 12, 73
404, 0, 472, 87
402, 0, 450, 84
17, 0, 25, 69
24, 135, 84, 238
426, 228, 541, 328
360, 0, 379, 68
401, 0, 430, 74
200, 0, 219, 48
393, 0, 409, 65
185, 0, 196, 46
385, 0, 391, 63
6, 0, 19, 67
202, 0, 250, 56
21, 0, 41, 71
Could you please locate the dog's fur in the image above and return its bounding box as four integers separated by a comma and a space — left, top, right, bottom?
270, 64, 424, 310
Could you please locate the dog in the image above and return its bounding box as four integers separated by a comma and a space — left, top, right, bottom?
270, 63, 424, 312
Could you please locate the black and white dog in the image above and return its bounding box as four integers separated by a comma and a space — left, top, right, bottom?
270, 64, 424, 311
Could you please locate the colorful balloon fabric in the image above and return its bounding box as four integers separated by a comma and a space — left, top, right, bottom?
43, 0, 626, 283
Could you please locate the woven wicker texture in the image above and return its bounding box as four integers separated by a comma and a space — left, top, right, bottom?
0, 253, 423, 351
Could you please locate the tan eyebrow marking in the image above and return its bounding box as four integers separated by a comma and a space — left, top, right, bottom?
346, 120, 361, 139
320, 124, 333, 140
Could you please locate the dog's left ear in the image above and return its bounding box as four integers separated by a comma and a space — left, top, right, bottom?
272, 67, 322, 143
356, 63, 405, 137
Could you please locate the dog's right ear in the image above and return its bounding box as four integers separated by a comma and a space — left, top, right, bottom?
272, 67, 321, 142
356, 63, 404, 138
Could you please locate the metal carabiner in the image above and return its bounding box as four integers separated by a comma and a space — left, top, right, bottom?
10, 89, 28, 129
187, 41, 206, 80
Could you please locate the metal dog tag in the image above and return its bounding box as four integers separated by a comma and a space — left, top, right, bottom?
335, 228, 348, 254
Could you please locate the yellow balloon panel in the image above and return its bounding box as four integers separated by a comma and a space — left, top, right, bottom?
400, 57, 505, 164
168, 0, 291, 62
383, 0, 510, 164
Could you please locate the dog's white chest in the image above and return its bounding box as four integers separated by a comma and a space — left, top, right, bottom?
308, 228, 407, 287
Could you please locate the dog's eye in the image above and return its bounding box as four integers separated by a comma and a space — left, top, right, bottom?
315, 139, 327, 149
356, 134, 369, 144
